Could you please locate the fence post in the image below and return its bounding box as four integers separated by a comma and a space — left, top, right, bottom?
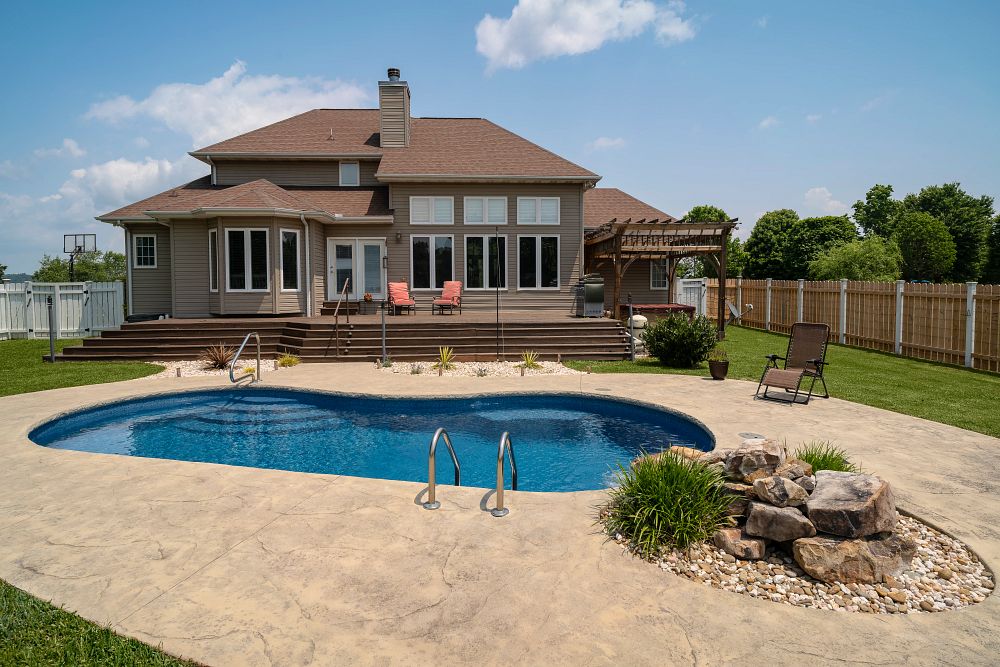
83, 281, 93, 337
894, 280, 905, 355
25, 280, 35, 336
700, 277, 708, 317
114, 281, 124, 327
765, 278, 772, 331
796, 279, 804, 322
965, 282, 977, 368
52, 283, 61, 340
838, 278, 848, 344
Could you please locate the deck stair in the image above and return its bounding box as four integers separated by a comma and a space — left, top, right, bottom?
56, 317, 631, 362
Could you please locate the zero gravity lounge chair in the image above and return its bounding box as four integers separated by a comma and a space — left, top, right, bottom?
756, 322, 831, 404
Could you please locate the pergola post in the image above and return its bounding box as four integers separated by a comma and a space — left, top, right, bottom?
716, 227, 729, 340
612, 225, 624, 319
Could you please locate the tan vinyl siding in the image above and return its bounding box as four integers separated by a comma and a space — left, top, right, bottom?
378, 84, 409, 147
214, 160, 379, 186
594, 259, 673, 309
171, 220, 211, 317
127, 223, 172, 315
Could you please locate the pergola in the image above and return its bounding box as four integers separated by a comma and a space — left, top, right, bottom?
584, 218, 739, 338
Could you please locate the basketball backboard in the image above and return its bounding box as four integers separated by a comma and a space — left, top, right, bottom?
64, 233, 97, 254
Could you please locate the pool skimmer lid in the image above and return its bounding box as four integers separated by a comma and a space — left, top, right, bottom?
738, 431, 765, 439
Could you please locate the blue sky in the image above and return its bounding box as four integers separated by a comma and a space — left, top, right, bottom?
2, 0, 998, 273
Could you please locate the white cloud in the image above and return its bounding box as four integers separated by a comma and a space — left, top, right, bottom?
133, 136, 151, 149
861, 90, 896, 112
85, 61, 371, 147
0, 160, 27, 179
757, 115, 779, 129
33, 138, 86, 159
806, 113, 822, 123
755, 16, 768, 28
475, 0, 694, 71
804, 187, 849, 215
588, 136, 626, 150
61, 156, 205, 213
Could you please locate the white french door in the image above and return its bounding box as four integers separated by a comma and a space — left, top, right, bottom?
326, 238, 386, 301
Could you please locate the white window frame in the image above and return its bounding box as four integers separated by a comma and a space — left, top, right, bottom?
409, 234, 455, 291
339, 161, 360, 186
516, 197, 560, 225
464, 234, 508, 291
208, 229, 218, 292
650, 257, 670, 291
463, 196, 508, 225
225, 227, 270, 293
132, 234, 157, 269
279, 228, 300, 293
409, 196, 454, 225
516, 234, 560, 290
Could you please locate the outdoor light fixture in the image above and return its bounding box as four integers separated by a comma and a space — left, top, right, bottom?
395, 232, 402, 242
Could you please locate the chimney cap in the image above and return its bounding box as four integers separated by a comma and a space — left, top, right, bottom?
387, 67, 400, 82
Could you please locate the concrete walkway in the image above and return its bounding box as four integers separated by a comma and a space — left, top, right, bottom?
1, 365, 998, 665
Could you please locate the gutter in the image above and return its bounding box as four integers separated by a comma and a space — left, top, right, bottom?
299, 213, 312, 317
375, 173, 601, 184
189, 151, 382, 163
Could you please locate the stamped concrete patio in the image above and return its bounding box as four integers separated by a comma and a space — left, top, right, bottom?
1, 365, 998, 666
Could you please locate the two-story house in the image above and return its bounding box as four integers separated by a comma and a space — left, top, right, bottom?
98, 68, 684, 319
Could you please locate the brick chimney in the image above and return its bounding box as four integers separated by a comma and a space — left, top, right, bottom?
378, 67, 410, 148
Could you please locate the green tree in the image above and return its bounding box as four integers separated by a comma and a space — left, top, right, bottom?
683, 205, 744, 277
0, 263, 6, 280
983, 216, 1000, 284
685, 205, 730, 223
852, 184, 901, 238
901, 183, 994, 282
743, 209, 799, 278
808, 237, 902, 281
893, 211, 956, 281
783, 215, 858, 278
32, 251, 127, 283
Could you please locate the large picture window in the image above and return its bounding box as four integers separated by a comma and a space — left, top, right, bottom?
280, 229, 300, 291
410, 196, 454, 225
132, 234, 156, 268
464, 197, 507, 225
465, 235, 506, 290
517, 235, 559, 289
411, 235, 453, 289
650, 258, 669, 290
516, 197, 560, 225
226, 228, 269, 292
208, 230, 218, 292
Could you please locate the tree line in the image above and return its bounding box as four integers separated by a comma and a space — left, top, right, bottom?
686, 183, 1000, 283
0, 251, 127, 284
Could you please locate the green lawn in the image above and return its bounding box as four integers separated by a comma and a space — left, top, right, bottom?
566, 325, 1000, 438
0, 339, 162, 397
0, 580, 196, 666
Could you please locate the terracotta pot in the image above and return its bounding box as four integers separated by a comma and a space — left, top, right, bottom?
708, 360, 729, 380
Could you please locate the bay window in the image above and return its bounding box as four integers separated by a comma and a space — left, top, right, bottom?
517, 235, 559, 289
410, 196, 454, 225
280, 229, 300, 291
411, 235, 453, 289
208, 230, 218, 292
465, 235, 506, 289
226, 228, 269, 292
464, 196, 507, 225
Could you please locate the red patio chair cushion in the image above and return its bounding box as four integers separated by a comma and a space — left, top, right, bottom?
388, 282, 415, 306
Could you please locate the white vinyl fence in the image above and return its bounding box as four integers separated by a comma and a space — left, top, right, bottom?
677, 278, 709, 315
0, 281, 124, 340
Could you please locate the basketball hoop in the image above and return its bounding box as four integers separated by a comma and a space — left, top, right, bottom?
64, 233, 97, 281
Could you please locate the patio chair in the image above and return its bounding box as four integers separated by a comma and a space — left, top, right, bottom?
387, 281, 416, 315
432, 281, 463, 315
755, 322, 831, 404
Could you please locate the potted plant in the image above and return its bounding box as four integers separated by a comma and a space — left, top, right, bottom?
707, 346, 729, 380
363, 292, 373, 302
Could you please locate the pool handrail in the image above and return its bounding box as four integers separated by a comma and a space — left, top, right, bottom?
491, 431, 518, 517
423, 427, 461, 510
229, 332, 261, 384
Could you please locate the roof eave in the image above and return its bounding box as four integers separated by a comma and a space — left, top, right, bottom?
375, 173, 601, 184
144, 207, 339, 222
189, 151, 383, 163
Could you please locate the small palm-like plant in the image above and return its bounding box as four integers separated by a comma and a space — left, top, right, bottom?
476, 366, 489, 377
520, 350, 541, 370
276, 353, 300, 368
201, 343, 235, 369
795, 441, 858, 473
411, 363, 424, 375
433, 346, 456, 370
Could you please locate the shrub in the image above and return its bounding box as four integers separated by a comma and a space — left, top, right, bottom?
276, 353, 300, 368
520, 350, 541, 369
381, 356, 394, 368
201, 343, 234, 369
641, 314, 717, 368
433, 346, 456, 370
707, 346, 728, 362
605, 452, 733, 557
795, 441, 858, 473
411, 363, 424, 375
241, 365, 256, 377
476, 366, 489, 377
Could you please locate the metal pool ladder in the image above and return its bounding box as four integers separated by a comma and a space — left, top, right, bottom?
423, 427, 461, 510
229, 332, 261, 384
491, 431, 518, 517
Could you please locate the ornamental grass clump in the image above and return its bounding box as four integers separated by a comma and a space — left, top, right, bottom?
604, 452, 733, 557
641, 314, 718, 368
520, 350, 541, 369
433, 346, 456, 370
795, 441, 858, 473
201, 343, 235, 369
276, 353, 300, 368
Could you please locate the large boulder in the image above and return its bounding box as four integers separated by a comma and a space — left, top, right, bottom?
713, 527, 767, 560
723, 439, 786, 483
669, 445, 705, 460
775, 459, 813, 480
745, 502, 816, 542
753, 476, 809, 507
793, 533, 917, 584
806, 471, 897, 538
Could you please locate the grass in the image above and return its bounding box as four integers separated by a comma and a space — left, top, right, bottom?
0, 339, 162, 397
795, 440, 859, 473
0, 579, 195, 666
566, 325, 1000, 438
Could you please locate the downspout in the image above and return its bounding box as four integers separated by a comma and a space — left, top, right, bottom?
299, 213, 312, 317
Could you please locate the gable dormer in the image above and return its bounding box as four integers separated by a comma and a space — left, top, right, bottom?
378, 67, 410, 148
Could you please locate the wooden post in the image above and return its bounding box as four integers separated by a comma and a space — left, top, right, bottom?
894, 280, 905, 355
796, 279, 804, 323
765, 278, 772, 331
838, 278, 848, 344
736, 276, 743, 313
965, 282, 977, 368
717, 229, 729, 339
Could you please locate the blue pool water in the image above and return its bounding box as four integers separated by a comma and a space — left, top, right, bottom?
29, 389, 713, 492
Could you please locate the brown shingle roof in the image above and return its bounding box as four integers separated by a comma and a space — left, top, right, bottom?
192, 109, 383, 157
584, 188, 676, 228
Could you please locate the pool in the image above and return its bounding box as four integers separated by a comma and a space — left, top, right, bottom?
29, 388, 714, 492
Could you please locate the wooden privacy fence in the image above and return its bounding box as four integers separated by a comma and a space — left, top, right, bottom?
0, 281, 124, 340
692, 278, 1000, 373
